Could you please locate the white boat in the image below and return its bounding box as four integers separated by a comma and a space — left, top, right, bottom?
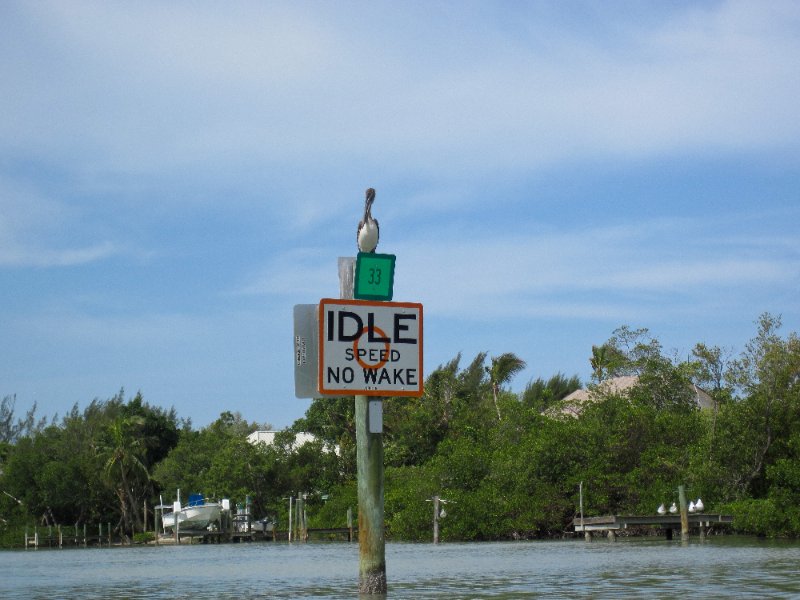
160, 493, 223, 531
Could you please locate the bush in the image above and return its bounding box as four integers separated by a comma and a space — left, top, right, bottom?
133, 531, 155, 544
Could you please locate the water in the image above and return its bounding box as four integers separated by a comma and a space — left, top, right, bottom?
2, 537, 799, 599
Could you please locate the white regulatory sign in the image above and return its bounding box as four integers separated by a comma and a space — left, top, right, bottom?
318, 298, 423, 397
293, 304, 319, 399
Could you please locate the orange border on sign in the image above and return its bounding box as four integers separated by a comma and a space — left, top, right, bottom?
318, 298, 424, 397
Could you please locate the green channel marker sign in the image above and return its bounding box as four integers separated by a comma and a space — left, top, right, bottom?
354, 252, 396, 301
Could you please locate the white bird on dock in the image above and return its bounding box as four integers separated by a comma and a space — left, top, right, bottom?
689, 501, 696, 513
669, 502, 678, 514
695, 498, 704, 512
657, 503, 666, 515
357, 188, 379, 253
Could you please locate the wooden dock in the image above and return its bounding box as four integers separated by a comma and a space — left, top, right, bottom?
573, 513, 733, 539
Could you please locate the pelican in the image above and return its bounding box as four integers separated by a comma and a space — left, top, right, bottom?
657, 503, 666, 515
695, 498, 704, 512
669, 502, 678, 514
689, 501, 696, 513
357, 188, 379, 253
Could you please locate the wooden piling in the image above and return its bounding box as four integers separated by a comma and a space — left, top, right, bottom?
678, 485, 689, 540
356, 394, 387, 594
347, 507, 354, 543
339, 255, 387, 594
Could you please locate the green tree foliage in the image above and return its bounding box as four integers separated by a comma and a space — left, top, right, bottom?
0, 395, 47, 444
700, 314, 800, 507
521, 373, 581, 414
3, 313, 800, 545
486, 352, 527, 421
1, 392, 178, 541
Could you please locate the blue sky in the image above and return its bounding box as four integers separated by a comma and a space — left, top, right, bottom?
2, 1, 798, 429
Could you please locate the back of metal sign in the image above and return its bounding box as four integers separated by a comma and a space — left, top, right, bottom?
293, 304, 319, 398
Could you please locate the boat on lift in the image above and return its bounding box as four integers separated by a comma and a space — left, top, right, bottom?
160, 493, 224, 531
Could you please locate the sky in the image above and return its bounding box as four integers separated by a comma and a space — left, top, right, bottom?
1, 0, 798, 430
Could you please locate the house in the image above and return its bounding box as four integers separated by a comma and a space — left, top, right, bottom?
247, 430, 319, 449
555, 375, 715, 418
247, 430, 340, 455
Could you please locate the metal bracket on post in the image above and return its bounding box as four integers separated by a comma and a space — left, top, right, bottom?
368, 399, 383, 434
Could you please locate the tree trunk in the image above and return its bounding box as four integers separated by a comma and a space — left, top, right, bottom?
492, 384, 502, 421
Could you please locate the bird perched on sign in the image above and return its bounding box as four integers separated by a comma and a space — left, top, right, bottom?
357, 187, 380, 253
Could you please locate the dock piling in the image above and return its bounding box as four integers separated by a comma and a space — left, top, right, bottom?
678, 485, 689, 540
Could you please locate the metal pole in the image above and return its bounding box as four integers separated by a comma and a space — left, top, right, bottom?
288, 496, 293, 542
433, 495, 440, 544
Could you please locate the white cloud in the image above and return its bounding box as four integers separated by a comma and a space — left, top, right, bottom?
2, 0, 798, 183
389, 215, 800, 320
0, 241, 118, 268
0, 178, 120, 268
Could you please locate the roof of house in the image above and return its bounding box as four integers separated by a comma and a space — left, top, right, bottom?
554, 375, 715, 418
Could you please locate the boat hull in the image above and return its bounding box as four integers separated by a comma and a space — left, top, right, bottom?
162, 504, 222, 531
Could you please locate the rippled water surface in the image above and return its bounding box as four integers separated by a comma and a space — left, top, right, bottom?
2, 536, 799, 598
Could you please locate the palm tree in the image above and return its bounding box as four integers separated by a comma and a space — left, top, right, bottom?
486, 353, 526, 421
101, 416, 150, 539
590, 344, 627, 381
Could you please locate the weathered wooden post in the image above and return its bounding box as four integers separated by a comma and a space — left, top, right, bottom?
678, 485, 689, 540
356, 392, 386, 593
297, 493, 306, 541
339, 254, 387, 593
247, 495, 252, 535
580, 481, 591, 541
347, 506, 354, 542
